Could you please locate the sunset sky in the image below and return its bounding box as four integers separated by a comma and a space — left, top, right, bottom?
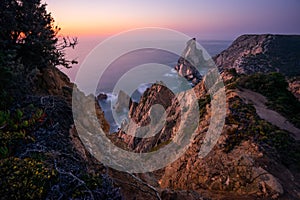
46, 0, 300, 40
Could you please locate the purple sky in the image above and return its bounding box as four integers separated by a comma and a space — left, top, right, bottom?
46, 0, 300, 40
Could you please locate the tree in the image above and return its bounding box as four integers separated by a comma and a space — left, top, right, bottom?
0, 0, 77, 72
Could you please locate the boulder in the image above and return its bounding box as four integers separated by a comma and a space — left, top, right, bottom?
97, 92, 108, 100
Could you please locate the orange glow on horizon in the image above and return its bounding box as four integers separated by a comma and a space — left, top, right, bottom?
46, 0, 300, 40
57, 23, 176, 37
58, 26, 123, 37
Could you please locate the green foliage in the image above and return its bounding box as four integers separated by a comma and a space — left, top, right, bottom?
237, 72, 300, 128
224, 96, 257, 152
150, 139, 172, 152
71, 173, 104, 198
0, 61, 13, 88
0, 54, 14, 109
0, 102, 111, 199
0, 0, 77, 72
224, 95, 300, 168
0, 157, 56, 199
228, 68, 238, 77
0, 106, 45, 158
0, 110, 10, 128
0, 146, 9, 158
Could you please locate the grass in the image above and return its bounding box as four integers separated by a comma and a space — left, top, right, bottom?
237, 72, 300, 128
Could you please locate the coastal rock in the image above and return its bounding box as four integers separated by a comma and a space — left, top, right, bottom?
106, 35, 300, 199
289, 77, 300, 100
117, 83, 177, 151
8, 65, 122, 199
114, 90, 132, 113
214, 34, 300, 76
97, 92, 108, 100
35, 66, 74, 103
174, 38, 204, 85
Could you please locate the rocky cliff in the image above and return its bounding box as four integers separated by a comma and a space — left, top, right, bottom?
4, 34, 299, 200
109, 34, 300, 200
289, 76, 300, 100
214, 34, 300, 76
174, 38, 204, 85
0, 66, 121, 199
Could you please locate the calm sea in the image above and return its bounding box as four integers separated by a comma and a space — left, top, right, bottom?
61, 38, 232, 132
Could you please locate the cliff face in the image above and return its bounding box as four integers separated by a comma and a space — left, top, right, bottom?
117, 84, 178, 152
174, 38, 204, 85
214, 34, 300, 76
1, 65, 122, 199
12, 34, 299, 199
289, 77, 300, 100
110, 34, 300, 200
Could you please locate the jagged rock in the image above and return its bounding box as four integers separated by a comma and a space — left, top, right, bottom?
35, 66, 74, 103
174, 38, 204, 85
214, 34, 300, 76
104, 35, 300, 199
289, 77, 300, 100
114, 90, 132, 113
72, 87, 110, 134
117, 83, 177, 151
97, 92, 108, 100
113, 82, 299, 199
253, 167, 284, 195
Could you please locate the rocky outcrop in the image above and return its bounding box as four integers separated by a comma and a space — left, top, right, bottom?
174, 38, 204, 85
109, 35, 300, 200
112, 83, 300, 199
3, 64, 122, 199
21, 34, 298, 200
97, 93, 108, 101
214, 34, 300, 76
289, 77, 300, 100
34, 66, 74, 102
114, 90, 132, 113
159, 89, 299, 199
117, 83, 178, 152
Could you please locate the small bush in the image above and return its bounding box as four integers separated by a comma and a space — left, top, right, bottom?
0, 157, 56, 199
0, 106, 45, 158
237, 72, 300, 128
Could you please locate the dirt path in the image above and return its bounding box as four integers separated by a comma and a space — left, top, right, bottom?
237, 88, 300, 140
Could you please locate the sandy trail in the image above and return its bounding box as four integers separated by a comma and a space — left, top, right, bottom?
237, 88, 300, 140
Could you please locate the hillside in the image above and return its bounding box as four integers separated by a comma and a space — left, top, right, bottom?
0, 66, 122, 199
1, 25, 300, 199
108, 35, 300, 200
214, 34, 300, 76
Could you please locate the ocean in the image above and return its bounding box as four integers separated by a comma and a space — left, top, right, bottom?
62, 38, 232, 132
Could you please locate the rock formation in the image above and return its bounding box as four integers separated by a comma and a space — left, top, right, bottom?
1, 65, 121, 199
109, 35, 300, 200
117, 83, 178, 152
114, 90, 132, 113
289, 77, 300, 100
214, 34, 300, 76
4, 34, 299, 200
174, 38, 204, 85
97, 92, 108, 100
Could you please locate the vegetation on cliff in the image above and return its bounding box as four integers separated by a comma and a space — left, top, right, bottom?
237, 72, 300, 128
0, 1, 122, 199
1, 2, 300, 198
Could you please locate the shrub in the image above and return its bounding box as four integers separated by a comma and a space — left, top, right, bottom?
0, 106, 45, 158
237, 72, 300, 128
0, 157, 56, 199
0, 0, 78, 71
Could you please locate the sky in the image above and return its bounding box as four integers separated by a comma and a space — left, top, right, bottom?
45, 0, 300, 40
